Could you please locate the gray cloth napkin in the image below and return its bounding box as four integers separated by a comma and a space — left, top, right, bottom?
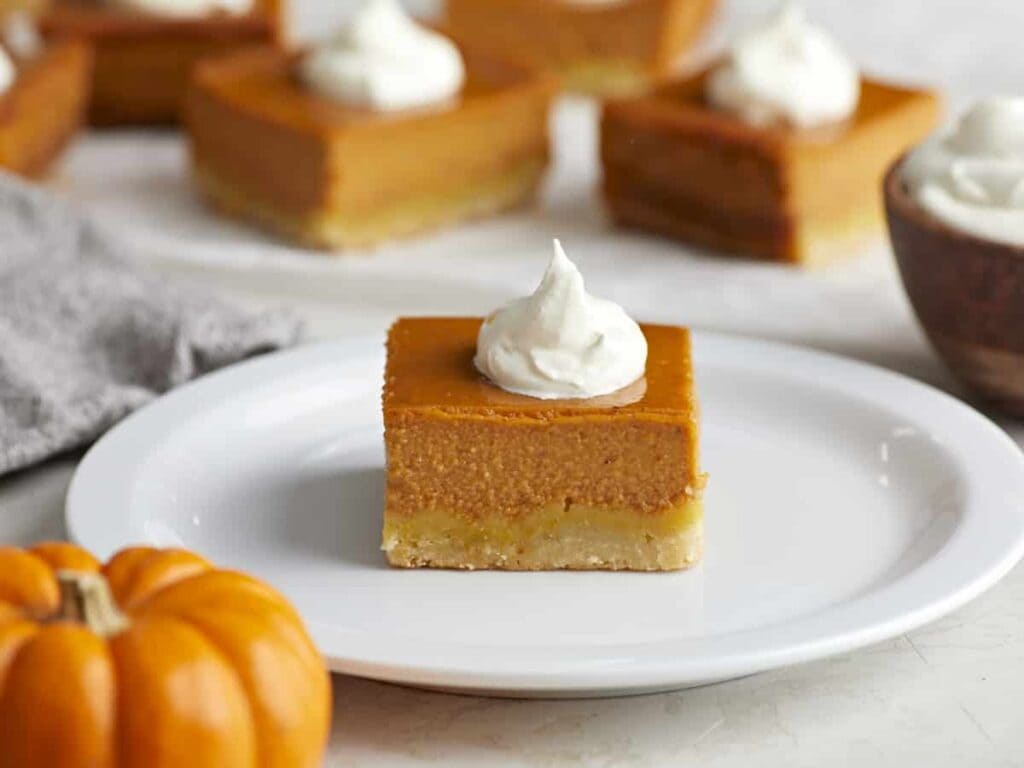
0, 172, 302, 477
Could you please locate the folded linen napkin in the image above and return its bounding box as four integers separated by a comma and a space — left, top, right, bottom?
0, 172, 302, 477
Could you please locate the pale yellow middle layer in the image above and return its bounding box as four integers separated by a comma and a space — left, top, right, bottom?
194, 157, 546, 251
382, 499, 703, 572
793, 195, 886, 267
560, 60, 652, 96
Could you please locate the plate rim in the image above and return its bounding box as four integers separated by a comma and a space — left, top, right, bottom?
66, 331, 1024, 694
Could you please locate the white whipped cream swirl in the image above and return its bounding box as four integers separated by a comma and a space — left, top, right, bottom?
475, 240, 648, 400
903, 98, 1024, 247
0, 12, 41, 95
4, 12, 43, 60
706, 3, 860, 129
108, 0, 252, 19
0, 49, 13, 96
300, 0, 465, 111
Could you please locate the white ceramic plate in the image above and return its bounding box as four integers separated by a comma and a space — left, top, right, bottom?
67, 332, 1024, 698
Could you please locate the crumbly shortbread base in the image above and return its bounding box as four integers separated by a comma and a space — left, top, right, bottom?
560, 59, 652, 97
193, 157, 546, 251
382, 499, 703, 572
792, 198, 887, 267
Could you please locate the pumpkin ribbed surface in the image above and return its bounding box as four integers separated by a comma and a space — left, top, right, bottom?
0, 543, 331, 768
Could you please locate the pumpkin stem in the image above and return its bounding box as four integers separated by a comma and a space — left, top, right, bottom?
54, 570, 129, 637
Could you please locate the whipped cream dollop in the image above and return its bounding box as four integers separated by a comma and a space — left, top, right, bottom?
475, 240, 648, 400
300, 0, 465, 111
4, 12, 43, 60
0, 12, 42, 95
903, 98, 1024, 247
706, 3, 860, 129
108, 0, 252, 19
0, 48, 13, 96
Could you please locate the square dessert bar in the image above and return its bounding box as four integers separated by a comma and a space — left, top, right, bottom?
445, 0, 716, 95
382, 317, 704, 571
601, 68, 940, 265
185, 44, 555, 250
0, 40, 91, 177
41, 0, 282, 126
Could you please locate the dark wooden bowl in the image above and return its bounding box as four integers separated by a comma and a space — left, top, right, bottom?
885, 157, 1024, 415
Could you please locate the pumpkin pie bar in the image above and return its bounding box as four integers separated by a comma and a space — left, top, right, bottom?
0, 37, 91, 176
184, 43, 555, 250
602, 68, 939, 265
40, 0, 281, 126
445, 0, 716, 95
382, 317, 703, 571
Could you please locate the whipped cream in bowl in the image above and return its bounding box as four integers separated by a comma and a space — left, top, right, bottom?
902, 98, 1024, 247
706, 2, 860, 129
475, 240, 648, 400
886, 97, 1024, 412
299, 0, 465, 112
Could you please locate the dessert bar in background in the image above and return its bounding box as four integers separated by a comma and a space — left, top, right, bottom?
41, 0, 282, 125
186, 0, 554, 249
601, 4, 940, 265
0, 12, 91, 176
445, 0, 717, 95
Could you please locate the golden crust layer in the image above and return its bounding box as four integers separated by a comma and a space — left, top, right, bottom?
383, 499, 703, 572
194, 156, 546, 250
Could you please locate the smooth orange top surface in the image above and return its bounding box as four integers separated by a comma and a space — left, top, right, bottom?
384, 317, 696, 417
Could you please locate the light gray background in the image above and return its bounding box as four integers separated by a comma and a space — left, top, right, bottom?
5, 2, 1024, 766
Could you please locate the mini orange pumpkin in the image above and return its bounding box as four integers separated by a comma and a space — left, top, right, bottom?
0, 542, 331, 768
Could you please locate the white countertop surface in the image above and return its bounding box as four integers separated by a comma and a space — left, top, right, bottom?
4, 1, 1024, 765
